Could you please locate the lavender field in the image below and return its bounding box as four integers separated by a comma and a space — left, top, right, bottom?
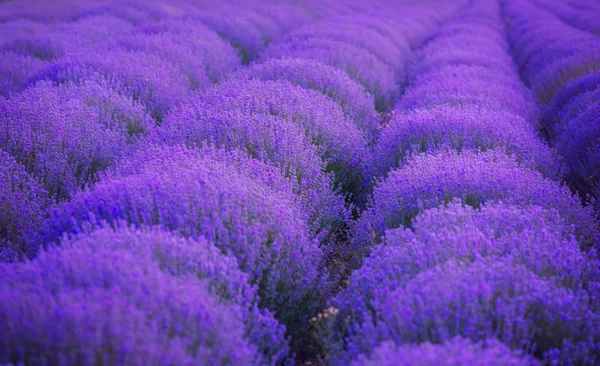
0, 0, 599, 364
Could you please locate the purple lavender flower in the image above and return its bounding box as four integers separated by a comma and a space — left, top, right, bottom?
193, 10, 265, 63
0, 16, 134, 60
0, 51, 46, 97
61, 225, 290, 365
33, 146, 328, 333
531, 50, 600, 104
504, 0, 600, 103
375, 105, 558, 178
335, 200, 598, 323
0, 151, 47, 260
165, 79, 372, 201
262, 38, 397, 110
555, 103, 600, 200
115, 29, 232, 89
230, 58, 379, 137
0, 81, 142, 201
354, 150, 598, 259
0, 236, 258, 365
151, 108, 351, 246
340, 258, 599, 364
530, 0, 600, 36
542, 70, 600, 136
351, 338, 539, 366
30, 47, 191, 122
332, 201, 600, 363
253, 4, 315, 35
277, 21, 407, 71
398, 70, 535, 120
136, 18, 241, 83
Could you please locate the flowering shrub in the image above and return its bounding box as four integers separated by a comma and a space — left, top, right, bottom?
0, 236, 258, 365
33, 146, 329, 336
336, 258, 599, 364
0, 81, 142, 201
137, 18, 241, 82
30, 48, 191, 121
542, 69, 600, 137
532, 0, 600, 36
277, 22, 407, 71
152, 108, 351, 245
555, 103, 600, 199
375, 105, 558, 177
504, 0, 600, 102
115, 27, 238, 89
0, 151, 47, 260
1, 0, 598, 364
60, 225, 290, 364
230, 58, 379, 137
165, 79, 372, 201
262, 37, 397, 110
351, 338, 539, 366
333, 201, 599, 345
354, 150, 597, 259
0, 51, 46, 96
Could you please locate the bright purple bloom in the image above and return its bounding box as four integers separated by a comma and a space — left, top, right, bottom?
0, 151, 47, 260
60, 225, 290, 365
30, 47, 191, 122
33, 146, 328, 334
262, 37, 397, 110
555, 103, 600, 200
136, 18, 241, 83
277, 21, 407, 71
375, 105, 558, 178
230, 58, 379, 137
151, 108, 352, 246
158, 79, 372, 201
0, 51, 46, 97
354, 150, 598, 260
542, 69, 600, 136
0, 81, 148, 201
338, 258, 599, 364
0, 16, 134, 60
351, 338, 539, 366
0, 235, 258, 365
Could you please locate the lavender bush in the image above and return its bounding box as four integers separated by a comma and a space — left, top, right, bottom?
31, 145, 330, 345
229, 58, 379, 138
0, 237, 258, 365
59, 225, 291, 364
0, 81, 146, 201
0, 151, 47, 261
351, 338, 539, 366
1, 0, 599, 364
354, 150, 598, 261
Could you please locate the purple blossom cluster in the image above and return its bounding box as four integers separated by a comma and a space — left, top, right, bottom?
260, 4, 465, 111
0, 81, 144, 202
504, 0, 600, 211
1, 228, 260, 365
228, 58, 380, 139
0, 0, 337, 363
2, 0, 600, 364
326, 0, 600, 365
0, 151, 48, 261
351, 337, 539, 366
528, 0, 600, 48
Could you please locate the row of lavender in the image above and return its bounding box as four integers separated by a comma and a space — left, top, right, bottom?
503, 0, 600, 216
314, 0, 600, 365
1, 0, 598, 364
0, 0, 322, 363
0, 0, 466, 364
